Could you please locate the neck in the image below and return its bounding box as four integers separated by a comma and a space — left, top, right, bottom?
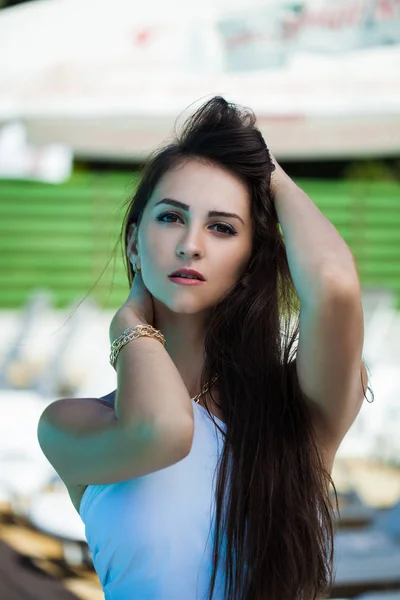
153, 304, 208, 400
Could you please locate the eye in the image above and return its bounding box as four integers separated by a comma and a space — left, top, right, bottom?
157, 212, 237, 236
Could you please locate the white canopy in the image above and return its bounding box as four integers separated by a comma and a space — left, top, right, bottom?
1, 0, 399, 160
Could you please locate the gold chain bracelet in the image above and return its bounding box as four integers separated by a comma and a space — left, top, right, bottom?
110, 324, 166, 369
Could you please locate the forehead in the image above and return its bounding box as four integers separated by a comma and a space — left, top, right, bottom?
151, 159, 250, 210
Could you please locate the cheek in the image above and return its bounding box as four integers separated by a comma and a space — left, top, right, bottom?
140, 225, 166, 266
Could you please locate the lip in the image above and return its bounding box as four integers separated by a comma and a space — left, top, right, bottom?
168, 268, 205, 281
168, 276, 205, 286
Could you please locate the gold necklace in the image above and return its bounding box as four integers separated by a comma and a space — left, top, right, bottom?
192, 374, 219, 404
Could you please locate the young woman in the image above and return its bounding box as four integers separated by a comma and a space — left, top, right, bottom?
38, 96, 370, 600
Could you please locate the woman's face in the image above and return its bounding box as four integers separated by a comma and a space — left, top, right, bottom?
129, 159, 253, 315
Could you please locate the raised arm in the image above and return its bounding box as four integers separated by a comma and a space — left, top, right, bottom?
270, 155, 367, 457
38, 285, 194, 487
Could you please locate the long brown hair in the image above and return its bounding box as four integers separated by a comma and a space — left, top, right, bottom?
120, 97, 366, 600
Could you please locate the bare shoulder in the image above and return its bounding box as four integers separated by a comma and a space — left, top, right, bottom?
50, 394, 116, 514
38, 389, 190, 512
53, 397, 114, 432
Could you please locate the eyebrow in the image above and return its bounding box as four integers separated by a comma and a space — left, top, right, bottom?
154, 198, 245, 226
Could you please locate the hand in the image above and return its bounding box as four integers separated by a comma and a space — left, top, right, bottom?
110, 272, 155, 342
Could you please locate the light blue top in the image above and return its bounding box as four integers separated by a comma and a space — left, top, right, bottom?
79, 396, 228, 600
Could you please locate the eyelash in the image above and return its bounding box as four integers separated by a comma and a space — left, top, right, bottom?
157, 212, 238, 236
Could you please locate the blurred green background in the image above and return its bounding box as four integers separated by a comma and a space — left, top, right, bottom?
1, 168, 399, 310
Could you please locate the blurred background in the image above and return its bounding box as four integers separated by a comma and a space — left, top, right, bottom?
0, 0, 399, 598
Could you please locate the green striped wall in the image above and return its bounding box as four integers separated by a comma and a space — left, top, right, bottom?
0, 175, 399, 309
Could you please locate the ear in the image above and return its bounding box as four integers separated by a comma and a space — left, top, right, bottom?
126, 223, 140, 267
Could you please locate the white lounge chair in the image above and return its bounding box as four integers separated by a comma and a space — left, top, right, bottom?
357, 591, 400, 599
333, 529, 400, 591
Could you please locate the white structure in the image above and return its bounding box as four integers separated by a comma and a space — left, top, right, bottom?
0, 0, 399, 160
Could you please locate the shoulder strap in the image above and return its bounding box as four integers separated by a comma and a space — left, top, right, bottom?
99, 389, 116, 406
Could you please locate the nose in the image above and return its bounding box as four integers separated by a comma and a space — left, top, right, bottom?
176, 228, 204, 260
